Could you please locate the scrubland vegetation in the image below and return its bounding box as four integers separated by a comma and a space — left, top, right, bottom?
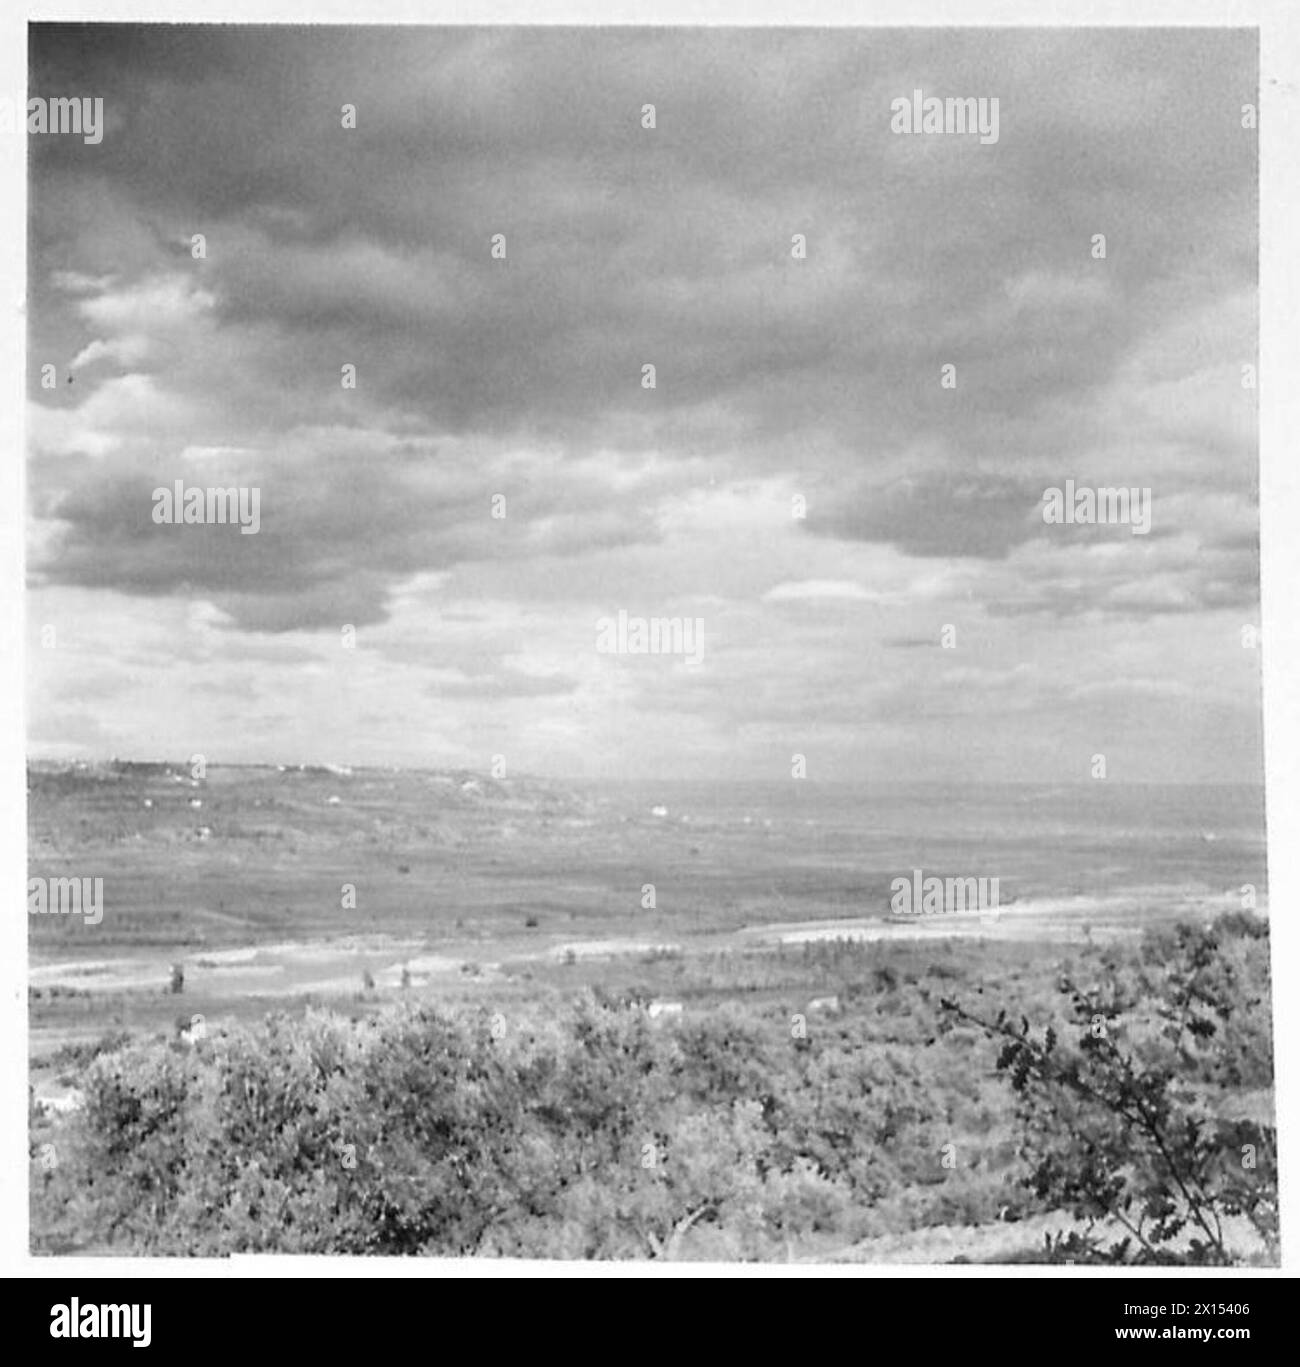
31, 912, 1275, 1262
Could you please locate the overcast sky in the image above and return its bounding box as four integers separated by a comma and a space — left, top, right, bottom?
27, 25, 1261, 782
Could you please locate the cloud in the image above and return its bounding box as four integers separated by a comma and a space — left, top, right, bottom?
763, 580, 888, 604
428, 670, 579, 700
24, 25, 1262, 779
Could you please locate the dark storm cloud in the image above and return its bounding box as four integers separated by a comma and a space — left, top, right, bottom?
807, 471, 1047, 560
28, 26, 1258, 634
31, 436, 671, 629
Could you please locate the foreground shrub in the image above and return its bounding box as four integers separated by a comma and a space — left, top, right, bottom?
940, 913, 1277, 1264
33, 913, 1274, 1260
36, 998, 870, 1257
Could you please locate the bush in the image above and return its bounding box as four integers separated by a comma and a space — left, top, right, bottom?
940, 913, 1277, 1265
33, 915, 1274, 1261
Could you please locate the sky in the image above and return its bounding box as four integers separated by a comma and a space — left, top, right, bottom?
26, 25, 1261, 782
